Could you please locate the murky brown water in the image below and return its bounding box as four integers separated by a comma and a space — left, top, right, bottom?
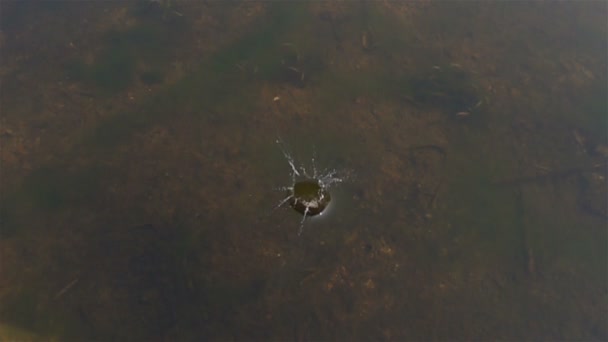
1, 1, 606, 340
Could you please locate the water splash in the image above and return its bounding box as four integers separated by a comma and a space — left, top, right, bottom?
274, 138, 350, 235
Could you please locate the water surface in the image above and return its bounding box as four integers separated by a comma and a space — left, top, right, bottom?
0, 1, 606, 340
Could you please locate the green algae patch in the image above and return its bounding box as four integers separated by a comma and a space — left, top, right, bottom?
139, 69, 165, 85
314, 68, 403, 112
405, 64, 483, 116
1, 288, 41, 335
78, 3, 309, 153
577, 79, 607, 142
66, 44, 136, 94
20, 166, 105, 211
208, 3, 308, 75
0, 163, 108, 237
65, 18, 187, 93
82, 111, 149, 151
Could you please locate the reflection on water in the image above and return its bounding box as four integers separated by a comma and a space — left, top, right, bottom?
0, 1, 606, 340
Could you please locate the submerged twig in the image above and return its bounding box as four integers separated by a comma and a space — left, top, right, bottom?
55, 278, 79, 299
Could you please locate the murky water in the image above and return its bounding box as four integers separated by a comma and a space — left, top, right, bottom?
1, 1, 606, 340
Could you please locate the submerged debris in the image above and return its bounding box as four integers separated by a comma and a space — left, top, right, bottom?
279, 43, 306, 87
361, 29, 376, 52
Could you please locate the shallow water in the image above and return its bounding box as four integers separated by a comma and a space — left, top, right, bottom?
1, 1, 606, 340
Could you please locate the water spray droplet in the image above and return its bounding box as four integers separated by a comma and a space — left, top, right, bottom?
274, 139, 350, 235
